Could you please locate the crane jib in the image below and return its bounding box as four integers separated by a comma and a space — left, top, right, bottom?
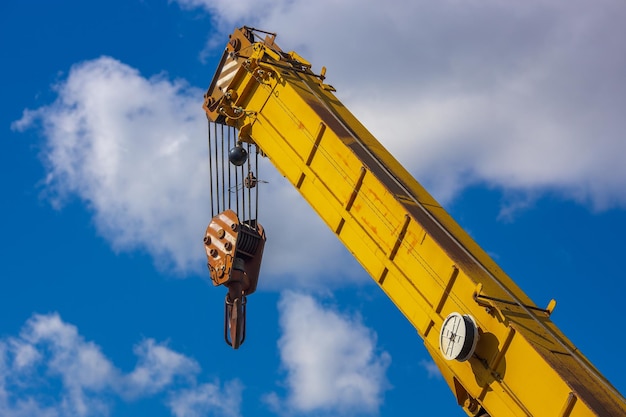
201, 26, 626, 415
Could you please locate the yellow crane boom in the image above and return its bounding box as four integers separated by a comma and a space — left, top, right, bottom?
203, 26, 625, 416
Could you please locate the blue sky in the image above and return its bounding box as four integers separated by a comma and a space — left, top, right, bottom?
3, 1, 626, 416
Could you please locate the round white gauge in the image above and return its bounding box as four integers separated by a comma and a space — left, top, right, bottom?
439, 312, 479, 362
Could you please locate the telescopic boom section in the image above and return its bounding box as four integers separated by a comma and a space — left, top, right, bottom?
203, 26, 626, 416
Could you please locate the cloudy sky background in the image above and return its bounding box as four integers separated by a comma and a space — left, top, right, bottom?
3, 1, 626, 416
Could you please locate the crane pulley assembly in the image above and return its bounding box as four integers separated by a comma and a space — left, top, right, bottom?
201, 26, 626, 415
202, 121, 266, 349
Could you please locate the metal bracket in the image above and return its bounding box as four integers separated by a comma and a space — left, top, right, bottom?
474, 283, 556, 317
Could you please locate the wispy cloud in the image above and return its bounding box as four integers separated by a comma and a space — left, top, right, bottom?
419, 359, 442, 380
0, 313, 240, 417
12, 57, 209, 274
124, 338, 200, 397
19, 313, 120, 416
266, 291, 391, 415
168, 380, 243, 417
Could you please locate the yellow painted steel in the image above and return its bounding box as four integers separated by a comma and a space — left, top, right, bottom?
204, 27, 626, 417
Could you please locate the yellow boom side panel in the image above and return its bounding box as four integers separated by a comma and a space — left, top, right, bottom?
205, 27, 625, 417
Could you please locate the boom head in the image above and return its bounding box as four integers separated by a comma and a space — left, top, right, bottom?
203, 27, 281, 125
203, 26, 324, 130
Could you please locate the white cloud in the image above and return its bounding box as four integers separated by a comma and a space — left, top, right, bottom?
179, 0, 626, 211
21, 313, 117, 416
175, 0, 277, 45
8, 340, 40, 370
123, 338, 200, 397
419, 359, 442, 380
13, 57, 361, 283
168, 380, 243, 417
267, 291, 390, 415
0, 313, 239, 417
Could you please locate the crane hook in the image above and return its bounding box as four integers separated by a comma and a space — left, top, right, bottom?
223, 258, 248, 349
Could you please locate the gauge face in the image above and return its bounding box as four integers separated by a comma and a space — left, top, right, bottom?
439, 312, 479, 362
